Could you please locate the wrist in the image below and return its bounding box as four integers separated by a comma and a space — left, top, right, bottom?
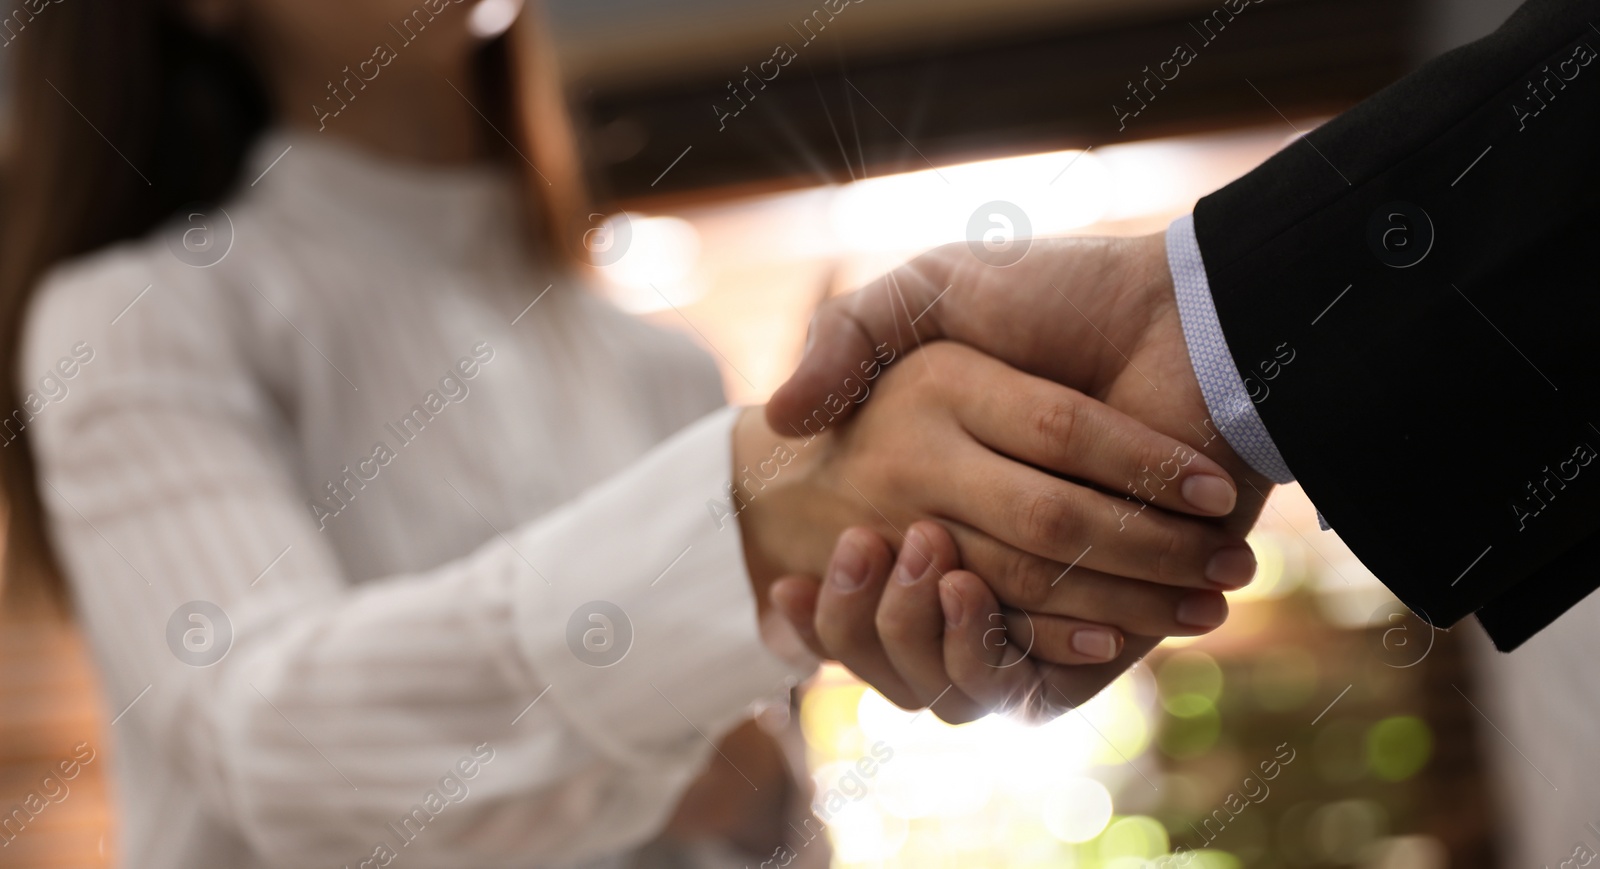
731, 407, 835, 617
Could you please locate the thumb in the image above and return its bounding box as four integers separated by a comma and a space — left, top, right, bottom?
767, 576, 828, 662
765, 251, 957, 434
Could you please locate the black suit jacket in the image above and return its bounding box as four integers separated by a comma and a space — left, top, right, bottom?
1194, 0, 1600, 650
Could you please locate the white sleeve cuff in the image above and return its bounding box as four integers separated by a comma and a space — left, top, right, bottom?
1166, 213, 1296, 485
511, 406, 814, 765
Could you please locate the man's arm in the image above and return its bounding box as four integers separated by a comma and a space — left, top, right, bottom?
769, 0, 1599, 652
1193, 0, 1600, 647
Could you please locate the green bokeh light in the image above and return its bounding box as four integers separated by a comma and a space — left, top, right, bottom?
1165, 692, 1215, 719
1159, 696, 1221, 759
1159, 651, 1224, 706
1099, 815, 1170, 862
1366, 716, 1432, 781
1187, 849, 1243, 869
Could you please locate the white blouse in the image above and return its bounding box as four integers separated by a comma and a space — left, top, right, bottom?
21, 129, 810, 869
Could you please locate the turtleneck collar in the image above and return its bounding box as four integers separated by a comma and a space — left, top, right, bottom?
239, 127, 529, 266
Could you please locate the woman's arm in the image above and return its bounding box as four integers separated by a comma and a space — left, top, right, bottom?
26, 252, 1245, 868
23, 256, 805, 869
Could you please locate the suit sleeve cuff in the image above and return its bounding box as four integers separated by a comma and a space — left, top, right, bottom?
1167, 213, 1297, 485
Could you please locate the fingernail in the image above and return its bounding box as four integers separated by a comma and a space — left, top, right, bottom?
1182, 474, 1237, 515
1070, 628, 1120, 662
1177, 592, 1228, 628
828, 533, 868, 592
1205, 545, 1257, 589
894, 528, 934, 586
938, 580, 965, 628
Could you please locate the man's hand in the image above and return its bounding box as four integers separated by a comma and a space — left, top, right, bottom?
767, 232, 1273, 537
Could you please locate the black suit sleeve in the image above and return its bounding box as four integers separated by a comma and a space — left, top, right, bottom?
1191, 0, 1600, 650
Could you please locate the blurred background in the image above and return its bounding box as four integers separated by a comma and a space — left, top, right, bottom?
0, 0, 1558, 866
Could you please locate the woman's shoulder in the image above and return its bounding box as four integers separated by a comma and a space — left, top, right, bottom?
31, 239, 160, 322
22, 232, 255, 405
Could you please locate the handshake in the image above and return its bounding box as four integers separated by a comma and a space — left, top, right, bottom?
732, 231, 1276, 722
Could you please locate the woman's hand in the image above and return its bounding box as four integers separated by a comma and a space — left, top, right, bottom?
769, 521, 1200, 722
735, 341, 1255, 637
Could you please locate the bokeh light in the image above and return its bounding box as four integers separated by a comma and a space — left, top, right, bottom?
1042, 777, 1114, 843
1366, 716, 1433, 782
1099, 815, 1170, 863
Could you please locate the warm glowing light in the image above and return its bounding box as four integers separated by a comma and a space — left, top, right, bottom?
467, 0, 523, 38
827, 797, 908, 863
874, 750, 994, 819
1065, 675, 1154, 767
1229, 531, 1294, 602
977, 713, 1097, 798
593, 214, 704, 313
1041, 777, 1114, 843
828, 149, 1112, 253
800, 674, 870, 760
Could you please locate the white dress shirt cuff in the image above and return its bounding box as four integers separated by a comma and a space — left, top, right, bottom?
1166, 213, 1297, 485
512, 406, 813, 765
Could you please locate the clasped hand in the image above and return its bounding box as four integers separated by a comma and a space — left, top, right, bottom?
736, 234, 1271, 722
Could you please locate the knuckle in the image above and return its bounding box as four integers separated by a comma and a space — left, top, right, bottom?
1154, 525, 1199, 585
1142, 445, 1177, 495
1131, 443, 1182, 503
1010, 554, 1055, 611
1019, 487, 1079, 549
1028, 398, 1080, 456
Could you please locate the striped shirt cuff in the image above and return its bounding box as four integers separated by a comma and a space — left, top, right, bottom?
1166, 213, 1297, 485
